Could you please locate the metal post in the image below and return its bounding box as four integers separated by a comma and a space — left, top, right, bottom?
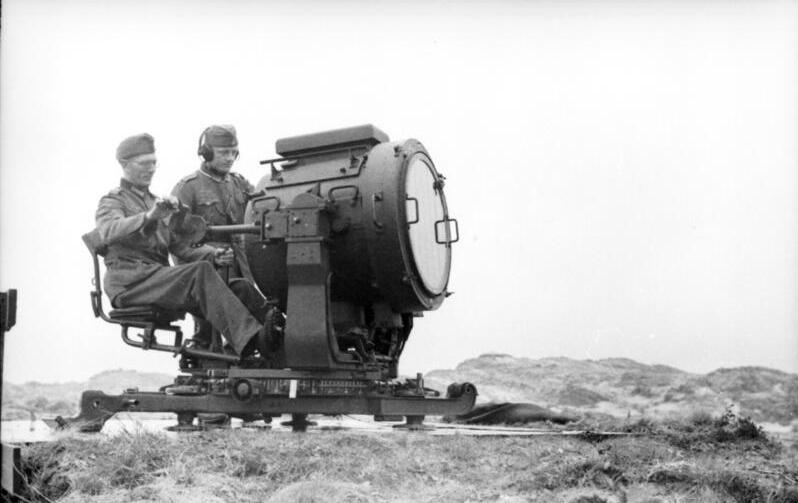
1, 289, 19, 497
0, 290, 18, 434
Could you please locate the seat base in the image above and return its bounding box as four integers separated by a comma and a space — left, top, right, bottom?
109, 305, 184, 325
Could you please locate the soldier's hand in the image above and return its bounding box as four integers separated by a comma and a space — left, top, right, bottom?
213, 247, 235, 266
146, 196, 180, 221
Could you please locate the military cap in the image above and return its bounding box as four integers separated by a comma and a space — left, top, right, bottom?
116, 133, 155, 161
203, 125, 238, 148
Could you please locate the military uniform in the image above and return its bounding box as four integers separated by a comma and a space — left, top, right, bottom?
172, 166, 255, 279
96, 178, 262, 355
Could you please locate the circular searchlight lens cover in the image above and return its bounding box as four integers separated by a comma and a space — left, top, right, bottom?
404, 154, 450, 295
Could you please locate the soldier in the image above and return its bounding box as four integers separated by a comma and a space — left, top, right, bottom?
172, 125, 254, 273
96, 132, 266, 359
172, 124, 262, 350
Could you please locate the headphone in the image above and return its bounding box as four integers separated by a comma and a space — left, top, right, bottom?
197, 127, 214, 161
197, 126, 240, 162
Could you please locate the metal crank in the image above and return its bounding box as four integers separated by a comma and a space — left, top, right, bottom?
53, 373, 477, 433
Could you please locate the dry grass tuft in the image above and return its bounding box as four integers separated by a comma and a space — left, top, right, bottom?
20, 430, 173, 501
265, 480, 375, 503
13, 411, 798, 503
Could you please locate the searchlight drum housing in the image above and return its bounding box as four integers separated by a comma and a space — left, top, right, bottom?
248, 124, 458, 313
231, 124, 459, 371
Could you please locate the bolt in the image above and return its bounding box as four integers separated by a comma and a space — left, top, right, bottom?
293, 217, 301, 224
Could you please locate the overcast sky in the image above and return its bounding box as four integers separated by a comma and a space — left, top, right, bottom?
1, 0, 796, 384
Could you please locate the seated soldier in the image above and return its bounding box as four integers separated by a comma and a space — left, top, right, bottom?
96, 132, 266, 358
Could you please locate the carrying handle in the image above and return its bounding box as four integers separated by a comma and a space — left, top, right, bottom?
406, 197, 419, 225
435, 217, 459, 245
328, 185, 360, 204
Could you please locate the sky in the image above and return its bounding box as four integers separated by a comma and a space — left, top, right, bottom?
1, 0, 796, 384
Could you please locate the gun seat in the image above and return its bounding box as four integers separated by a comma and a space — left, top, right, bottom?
82, 229, 237, 365
82, 229, 186, 353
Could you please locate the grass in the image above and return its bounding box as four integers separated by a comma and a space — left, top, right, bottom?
15, 410, 798, 503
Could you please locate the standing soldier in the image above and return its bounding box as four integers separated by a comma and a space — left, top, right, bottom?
172, 124, 264, 351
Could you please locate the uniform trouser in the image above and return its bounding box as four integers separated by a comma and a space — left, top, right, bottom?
192, 277, 269, 349
113, 261, 262, 355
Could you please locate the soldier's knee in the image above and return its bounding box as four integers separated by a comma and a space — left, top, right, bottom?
192, 261, 216, 275
188, 261, 224, 285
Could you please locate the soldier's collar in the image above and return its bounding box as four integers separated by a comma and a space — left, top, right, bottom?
120, 178, 153, 197
200, 164, 230, 182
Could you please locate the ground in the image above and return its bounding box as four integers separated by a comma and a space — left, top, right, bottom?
12, 412, 798, 503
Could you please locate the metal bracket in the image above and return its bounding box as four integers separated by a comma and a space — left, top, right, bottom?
252, 195, 281, 213
372, 192, 384, 230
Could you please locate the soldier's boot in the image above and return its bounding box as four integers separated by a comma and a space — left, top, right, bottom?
191, 319, 213, 350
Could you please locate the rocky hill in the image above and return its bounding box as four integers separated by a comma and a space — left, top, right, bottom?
424, 354, 798, 426
4, 357, 797, 427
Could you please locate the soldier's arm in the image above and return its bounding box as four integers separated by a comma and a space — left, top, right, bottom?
168, 236, 216, 264
243, 175, 255, 194
169, 177, 218, 262
171, 183, 189, 206
95, 194, 149, 244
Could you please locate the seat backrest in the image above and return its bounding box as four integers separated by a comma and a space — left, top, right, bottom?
80, 229, 185, 332
82, 229, 107, 319
82, 229, 108, 256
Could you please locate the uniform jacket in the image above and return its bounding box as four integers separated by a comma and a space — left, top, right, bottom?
96, 178, 215, 303
172, 165, 255, 227
172, 165, 255, 279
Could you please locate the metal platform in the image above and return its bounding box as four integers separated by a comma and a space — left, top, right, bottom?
52, 377, 478, 433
